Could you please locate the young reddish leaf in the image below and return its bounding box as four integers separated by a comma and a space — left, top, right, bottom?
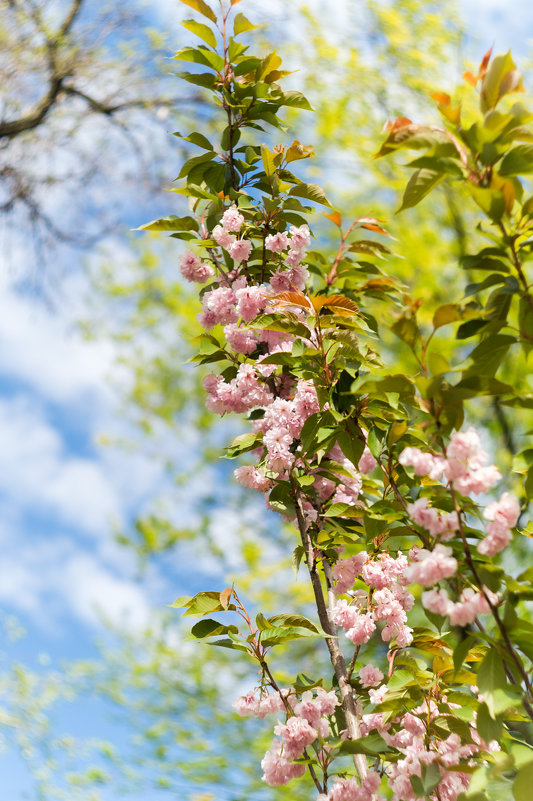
430, 91, 461, 125
312, 295, 359, 316
220, 587, 233, 609
324, 210, 342, 227
271, 290, 313, 312
355, 216, 389, 236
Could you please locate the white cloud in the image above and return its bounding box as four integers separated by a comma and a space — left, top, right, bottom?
0, 274, 116, 406
61, 554, 151, 631
0, 395, 122, 535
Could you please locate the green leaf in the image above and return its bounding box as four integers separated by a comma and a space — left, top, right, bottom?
225, 431, 263, 458
267, 614, 327, 636
188, 618, 238, 639
137, 215, 199, 232
181, 18, 217, 48
481, 51, 522, 113
256, 50, 282, 81
173, 131, 214, 150
174, 45, 224, 72
477, 649, 507, 716
210, 638, 250, 653
338, 733, 394, 756
177, 591, 236, 617
391, 311, 419, 349
288, 182, 332, 207
234, 12, 259, 36
410, 762, 442, 796
398, 168, 444, 211
476, 703, 502, 743
274, 90, 313, 111
179, 0, 217, 24
259, 626, 325, 647
513, 761, 533, 801
500, 144, 533, 176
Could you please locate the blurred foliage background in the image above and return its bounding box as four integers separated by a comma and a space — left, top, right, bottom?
1, 0, 531, 799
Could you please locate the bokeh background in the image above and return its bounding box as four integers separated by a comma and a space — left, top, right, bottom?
0, 1, 531, 799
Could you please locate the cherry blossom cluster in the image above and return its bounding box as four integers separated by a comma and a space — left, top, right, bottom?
234, 686, 339, 787
400, 430, 520, 555
317, 771, 384, 801
399, 428, 500, 495
422, 585, 499, 626
360, 698, 498, 801
330, 551, 414, 648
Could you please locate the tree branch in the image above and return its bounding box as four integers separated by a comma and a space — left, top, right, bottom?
289, 474, 368, 782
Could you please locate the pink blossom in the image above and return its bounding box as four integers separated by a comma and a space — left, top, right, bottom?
289, 223, 311, 249
273, 716, 317, 760
203, 364, 273, 415
477, 522, 512, 556
228, 238, 253, 263
345, 612, 376, 645
314, 687, 339, 716
235, 285, 268, 322
329, 599, 359, 630
294, 688, 338, 729
394, 625, 414, 647
362, 554, 408, 590
265, 231, 290, 252
261, 740, 306, 786
233, 689, 285, 719
402, 712, 426, 735
407, 497, 459, 540
263, 426, 294, 473
404, 544, 457, 587
332, 473, 363, 506
224, 323, 258, 354
198, 286, 238, 329
369, 684, 388, 704
332, 551, 368, 595
359, 664, 384, 688
484, 491, 520, 528
399, 446, 442, 477
422, 588, 452, 617
212, 224, 236, 249
234, 465, 273, 493
478, 492, 519, 555
359, 446, 377, 474
319, 772, 383, 801
448, 588, 491, 626
179, 251, 214, 283
221, 204, 244, 232
285, 247, 306, 267
444, 428, 501, 495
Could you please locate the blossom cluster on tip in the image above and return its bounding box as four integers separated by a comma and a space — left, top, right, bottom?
233, 687, 290, 719
178, 250, 215, 283
407, 497, 458, 541
400, 429, 519, 557
329, 549, 414, 648
403, 544, 457, 587
422, 585, 499, 626
399, 428, 501, 496
359, 699, 498, 801
317, 771, 384, 801
203, 364, 273, 415
479, 491, 520, 555
255, 687, 339, 786
359, 664, 384, 688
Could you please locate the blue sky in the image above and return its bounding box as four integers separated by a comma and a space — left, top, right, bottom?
0, 0, 531, 798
